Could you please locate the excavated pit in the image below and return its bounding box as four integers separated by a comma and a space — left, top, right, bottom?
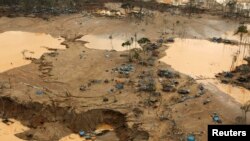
0, 97, 149, 141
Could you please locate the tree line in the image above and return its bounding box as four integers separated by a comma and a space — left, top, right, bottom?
0, 0, 91, 9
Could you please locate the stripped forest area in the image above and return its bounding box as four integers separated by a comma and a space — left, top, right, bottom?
0, 0, 250, 141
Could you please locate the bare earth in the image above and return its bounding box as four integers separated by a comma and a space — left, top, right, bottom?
0, 12, 248, 141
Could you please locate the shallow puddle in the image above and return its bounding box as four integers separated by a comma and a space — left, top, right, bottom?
0, 119, 28, 141
96, 123, 114, 131
60, 132, 118, 141
60, 123, 118, 141
160, 38, 250, 104
0, 31, 65, 73
79, 33, 141, 51
95, 123, 119, 141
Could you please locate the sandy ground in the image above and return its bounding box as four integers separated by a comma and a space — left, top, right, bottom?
0, 119, 28, 141
0, 10, 248, 141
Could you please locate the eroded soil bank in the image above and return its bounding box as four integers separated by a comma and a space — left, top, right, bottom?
217, 57, 250, 91
0, 96, 142, 141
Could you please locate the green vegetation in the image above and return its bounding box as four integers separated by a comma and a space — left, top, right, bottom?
122, 40, 131, 48
0, 0, 79, 13
236, 25, 248, 34
235, 24, 248, 42
122, 40, 132, 61
137, 37, 150, 45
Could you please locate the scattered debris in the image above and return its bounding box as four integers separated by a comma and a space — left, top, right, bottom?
138, 78, 156, 92
90, 79, 102, 84
36, 90, 44, 95
162, 79, 179, 92
114, 64, 134, 75
203, 99, 211, 105
211, 37, 236, 45
221, 79, 229, 84
104, 79, 109, 83
211, 37, 222, 43
144, 43, 160, 51
103, 97, 109, 102
133, 108, 143, 118
79, 130, 85, 137
162, 84, 176, 92
115, 83, 124, 90
177, 88, 190, 95
107, 88, 115, 94
198, 84, 204, 91
84, 133, 92, 140
159, 115, 169, 121
158, 69, 179, 78
217, 59, 250, 90
167, 38, 175, 43
157, 38, 164, 44
212, 113, 222, 123
80, 85, 87, 91
187, 134, 196, 141
144, 97, 158, 107
198, 84, 206, 95
149, 97, 158, 103
2, 118, 14, 125
151, 92, 161, 97
237, 76, 248, 83
47, 52, 59, 57
26, 134, 33, 139
224, 72, 234, 78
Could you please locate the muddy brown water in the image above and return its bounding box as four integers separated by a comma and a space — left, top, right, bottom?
79, 33, 141, 51
160, 38, 249, 78
0, 31, 65, 73
160, 38, 250, 104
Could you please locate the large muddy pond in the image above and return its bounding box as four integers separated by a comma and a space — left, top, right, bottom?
0, 31, 65, 73
79, 33, 141, 51
160, 38, 250, 104
160, 38, 249, 78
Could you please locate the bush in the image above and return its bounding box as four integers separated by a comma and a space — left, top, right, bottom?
236, 25, 248, 34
